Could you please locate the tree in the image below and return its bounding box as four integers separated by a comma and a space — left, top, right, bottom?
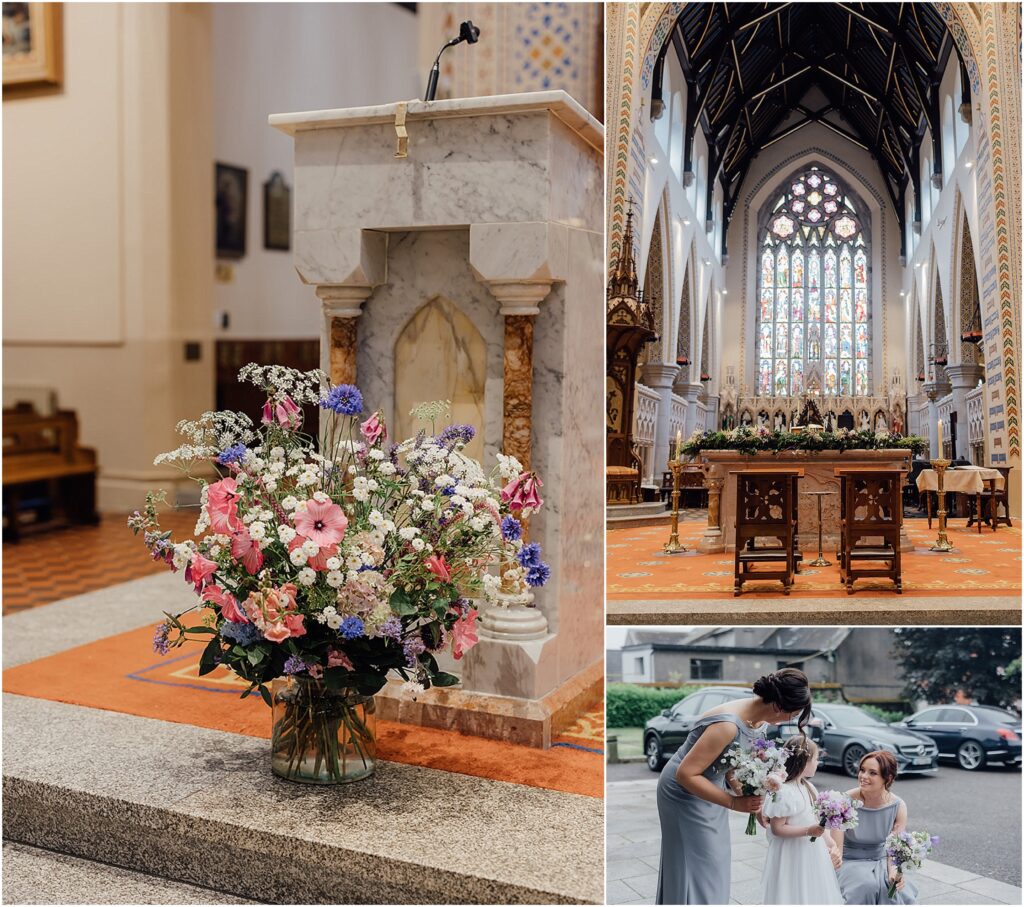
892, 628, 1021, 707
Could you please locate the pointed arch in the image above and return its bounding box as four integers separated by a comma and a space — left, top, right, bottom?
640, 203, 666, 366
956, 206, 981, 366
675, 252, 693, 386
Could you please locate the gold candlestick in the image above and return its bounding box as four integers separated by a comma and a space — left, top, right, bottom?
664, 458, 688, 554
929, 458, 955, 551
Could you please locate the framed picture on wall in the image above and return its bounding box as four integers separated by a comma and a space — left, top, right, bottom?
215, 162, 248, 260
263, 171, 291, 251
2, 2, 63, 90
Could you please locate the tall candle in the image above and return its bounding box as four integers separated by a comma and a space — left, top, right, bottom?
937, 420, 944, 454
675, 429, 682, 460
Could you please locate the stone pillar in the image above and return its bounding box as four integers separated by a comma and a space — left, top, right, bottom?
640, 363, 681, 479
945, 364, 985, 461
679, 382, 704, 437
316, 285, 374, 385
698, 474, 726, 553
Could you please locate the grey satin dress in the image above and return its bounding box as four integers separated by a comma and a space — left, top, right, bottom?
837, 797, 918, 905
656, 713, 759, 905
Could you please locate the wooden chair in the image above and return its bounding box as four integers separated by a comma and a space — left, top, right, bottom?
732, 469, 801, 596
977, 466, 1013, 530
838, 470, 902, 594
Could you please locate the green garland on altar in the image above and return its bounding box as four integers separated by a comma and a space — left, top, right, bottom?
681, 426, 928, 457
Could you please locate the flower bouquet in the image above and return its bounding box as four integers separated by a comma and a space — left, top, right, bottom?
885, 829, 939, 899
129, 365, 549, 784
721, 736, 789, 835
809, 789, 858, 843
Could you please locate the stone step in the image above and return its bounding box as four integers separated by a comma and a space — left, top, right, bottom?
2, 841, 255, 904
2, 694, 603, 905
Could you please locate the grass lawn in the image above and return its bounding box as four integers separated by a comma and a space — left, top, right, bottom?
608, 726, 644, 759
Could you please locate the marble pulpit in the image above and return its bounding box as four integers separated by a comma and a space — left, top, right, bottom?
270, 92, 603, 746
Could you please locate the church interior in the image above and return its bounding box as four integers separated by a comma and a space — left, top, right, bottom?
3, 4, 605, 902
605, 2, 1021, 625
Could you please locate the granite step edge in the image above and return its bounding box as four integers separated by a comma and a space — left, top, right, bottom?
2, 774, 590, 905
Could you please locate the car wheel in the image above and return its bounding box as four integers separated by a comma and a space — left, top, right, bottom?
956, 740, 986, 771
646, 735, 665, 772
843, 743, 867, 778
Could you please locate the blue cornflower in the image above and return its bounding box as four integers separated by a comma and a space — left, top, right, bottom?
501, 516, 522, 542
525, 562, 551, 587
436, 424, 476, 446
320, 384, 364, 416
152, 622, 172, 655
379, 616, 403, 640
220, 621, 262, 646
216, 443, 247, 466
283, 655, 307, 675
340, 616, 365, 639
516, 542, 543, 569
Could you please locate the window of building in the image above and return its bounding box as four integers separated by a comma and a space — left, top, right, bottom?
633, 656, 645, 675
690, 658, 722, 680
755, 167, 871, 396
777, 660, 804, 670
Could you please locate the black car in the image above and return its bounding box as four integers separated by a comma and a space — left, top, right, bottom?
893, 705, 1023, 771
643, 686, 824, 771
811, 703, 939, 778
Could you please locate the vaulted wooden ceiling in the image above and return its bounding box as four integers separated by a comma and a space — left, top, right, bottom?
654, 2, 969, 251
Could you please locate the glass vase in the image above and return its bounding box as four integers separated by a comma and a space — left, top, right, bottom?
270, 676, 376, 784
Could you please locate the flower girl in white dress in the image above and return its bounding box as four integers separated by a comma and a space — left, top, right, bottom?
761, 737, 844, 905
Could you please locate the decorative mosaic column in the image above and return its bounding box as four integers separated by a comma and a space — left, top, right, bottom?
316, 285, 373, 386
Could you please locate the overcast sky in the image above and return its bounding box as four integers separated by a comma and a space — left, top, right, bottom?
606, 626, 696, 651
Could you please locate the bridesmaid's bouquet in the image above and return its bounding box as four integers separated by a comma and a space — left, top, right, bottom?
721, 736, 788, 835
885, 829, 939, 898
809, 789, 859, 843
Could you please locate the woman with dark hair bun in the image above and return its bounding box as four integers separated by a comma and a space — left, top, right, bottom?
833, 751, 918, 904
655, 668, 812, 904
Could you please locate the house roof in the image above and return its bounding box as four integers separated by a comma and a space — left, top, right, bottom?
623, 626, 851, 655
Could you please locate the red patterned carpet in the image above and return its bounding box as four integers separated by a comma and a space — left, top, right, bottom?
607, 517, 1021, 599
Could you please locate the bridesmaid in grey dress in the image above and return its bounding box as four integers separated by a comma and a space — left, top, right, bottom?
655, 669, 813, 905
834, 751, 918, 904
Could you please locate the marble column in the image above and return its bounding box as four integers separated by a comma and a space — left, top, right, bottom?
698, 475, 725, 552
640, 363, 681, 479
316, 285, 374, 385
945, 364, 985, 460
679, 382, 704, 438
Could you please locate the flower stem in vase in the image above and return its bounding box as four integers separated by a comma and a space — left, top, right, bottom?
745, 812, 758, 835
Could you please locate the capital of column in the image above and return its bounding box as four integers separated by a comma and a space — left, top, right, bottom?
316, 284, 374, 318
944, 363, 985, 391
923, 379, 952, 403
486, 280, 554, 317
639, 362, 681, 390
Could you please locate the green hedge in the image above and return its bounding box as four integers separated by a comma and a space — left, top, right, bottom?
607, 683, 699, 728
859, 704, 909, 724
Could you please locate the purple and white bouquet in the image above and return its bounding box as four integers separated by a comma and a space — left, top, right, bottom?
885, 829, 939, 898
809, 789, 858, 843
721, 736, 789, 835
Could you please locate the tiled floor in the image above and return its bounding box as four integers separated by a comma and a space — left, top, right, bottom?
2, 510, 199, 615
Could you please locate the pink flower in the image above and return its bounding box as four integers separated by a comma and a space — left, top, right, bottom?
307, 664, 323, 679
360, 411, 386, 445
282, 612, 306, 638
206, 477, 242, 534
186, 553, 218, 592
288, 535, 338, 572
264, 623, 291, 643
230, 528, 264, 575
204, 584, 246, 623
424, 554, 452, 583
765, 772, 786, 794
451, 609, 479, 660
262, 395, 302, 430
327, 648, 354, 670
501, 472, 544, 515
292, 499, 348, 547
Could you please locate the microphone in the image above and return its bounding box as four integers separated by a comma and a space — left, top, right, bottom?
424, 20, 481, 102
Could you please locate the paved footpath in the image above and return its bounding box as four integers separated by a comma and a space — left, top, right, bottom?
608, 778, 1024, 905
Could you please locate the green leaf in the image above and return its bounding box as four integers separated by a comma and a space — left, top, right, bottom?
390, 589, 417, 616
431, 672, 460, 687
246, 647, 267, 666
198, 636, 222, 676
258, 684, 273, 707
188, 626, 217, 635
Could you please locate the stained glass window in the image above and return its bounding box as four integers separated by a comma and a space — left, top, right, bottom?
754, 168, 870, 396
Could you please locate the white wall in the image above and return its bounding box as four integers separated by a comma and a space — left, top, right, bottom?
212, 3, 420, 339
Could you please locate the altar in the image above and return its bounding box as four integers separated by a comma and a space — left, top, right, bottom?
697, 449, 914, 553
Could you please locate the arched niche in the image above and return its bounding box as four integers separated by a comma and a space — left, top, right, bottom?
393, 296, 486, 461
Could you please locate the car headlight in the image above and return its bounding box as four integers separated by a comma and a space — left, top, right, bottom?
871, 741, 897, 753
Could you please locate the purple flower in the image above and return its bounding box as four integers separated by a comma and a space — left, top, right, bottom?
436, 424, 476, 446
221, 621, 262, 646
216, 444, 247, 465
516, 542, 542, 569
525, 563, 551, 587
320, 384, 363, 416
403, 635, 426, 667
340, 616, 365, 639
379, 616, 403, 640
501, 516, 522, 541
152, 622, 172, 655
283, 655, 307, 674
